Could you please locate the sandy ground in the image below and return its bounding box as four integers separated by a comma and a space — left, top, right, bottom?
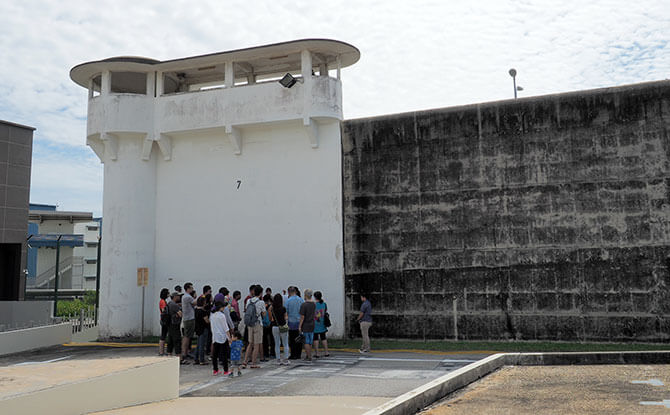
0, 355, 164, 399
421, 364, 670, 415
90, 396, 389, 415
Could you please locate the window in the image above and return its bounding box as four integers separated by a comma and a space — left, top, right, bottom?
110, 72, 147, 94
91, 75, 101, 97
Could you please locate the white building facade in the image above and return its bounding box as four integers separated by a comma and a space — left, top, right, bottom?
72, 221, 101, 290
70, 39, 359, 338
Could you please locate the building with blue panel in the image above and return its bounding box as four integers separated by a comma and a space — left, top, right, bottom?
26, 204, 100, 292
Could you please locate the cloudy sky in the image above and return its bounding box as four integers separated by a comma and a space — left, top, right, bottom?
1, 0, 668, 216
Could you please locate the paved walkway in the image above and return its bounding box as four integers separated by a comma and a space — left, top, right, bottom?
178, 351, 486, 397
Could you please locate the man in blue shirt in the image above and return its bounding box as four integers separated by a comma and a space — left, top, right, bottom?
357, 293, 372, 353
286, 286, 304, 359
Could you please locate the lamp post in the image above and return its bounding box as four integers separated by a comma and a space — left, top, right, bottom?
508, 68, 524, 99
25, 234, 33, 299
53, 235, 62, 318
509, 68, 518, 99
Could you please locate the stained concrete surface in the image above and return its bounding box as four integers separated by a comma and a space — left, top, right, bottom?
421, 364, 670, 414
342, 80, 670, 342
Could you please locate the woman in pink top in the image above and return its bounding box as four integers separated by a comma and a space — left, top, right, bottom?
231, 291, 241, 321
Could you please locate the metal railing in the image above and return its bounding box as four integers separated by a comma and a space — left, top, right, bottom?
60, 307, 97, 334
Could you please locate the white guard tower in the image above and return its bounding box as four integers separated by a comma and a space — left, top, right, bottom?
70, 39, 360, 338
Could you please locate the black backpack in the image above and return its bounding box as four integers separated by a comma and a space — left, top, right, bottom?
160, 305, 170, 326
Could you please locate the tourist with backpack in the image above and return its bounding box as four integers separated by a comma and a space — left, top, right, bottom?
313, 291, 330, 358
242, 285, 265, 368
166, 292, 183, 356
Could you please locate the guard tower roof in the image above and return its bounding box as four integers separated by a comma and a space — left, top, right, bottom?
70, 38, 360, 89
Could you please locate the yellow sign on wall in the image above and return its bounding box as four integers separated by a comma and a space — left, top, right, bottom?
136, 267, 149, 286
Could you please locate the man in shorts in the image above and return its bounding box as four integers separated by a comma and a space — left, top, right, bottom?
299, 289, 316, 362
243, 285, 265, 368
180, 282, 197, 364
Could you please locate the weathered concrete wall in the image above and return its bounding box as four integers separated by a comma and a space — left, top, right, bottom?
0, 301, 53, 327
0, 323, 71, 356
342, 80, 670, 341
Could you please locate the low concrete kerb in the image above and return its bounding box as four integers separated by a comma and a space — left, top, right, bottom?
362, 350, 670, 415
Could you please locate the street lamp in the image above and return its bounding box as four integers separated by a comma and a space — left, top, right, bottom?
508, 68, 523, 99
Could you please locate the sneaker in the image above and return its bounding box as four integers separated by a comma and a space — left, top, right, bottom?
223, 371, 232, 376
213, 370, 220, 376
237, 371, 242, 376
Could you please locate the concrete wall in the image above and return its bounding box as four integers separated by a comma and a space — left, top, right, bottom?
98, 121, 344, 338
86, 76, 342, 137
0, 300, 53, 327
342, 80, 670, 341
0, 323, 70, 356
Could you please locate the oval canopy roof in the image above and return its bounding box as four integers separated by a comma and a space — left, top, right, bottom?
70, 38, 360, 88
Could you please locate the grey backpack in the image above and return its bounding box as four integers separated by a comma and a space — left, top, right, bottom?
244, 299, 258, 326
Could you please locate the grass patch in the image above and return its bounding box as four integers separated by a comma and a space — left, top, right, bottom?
327, 339, 670, 353
112, 336, 670, 353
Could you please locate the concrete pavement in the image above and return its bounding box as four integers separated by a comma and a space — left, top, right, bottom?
178, 351, 487, 398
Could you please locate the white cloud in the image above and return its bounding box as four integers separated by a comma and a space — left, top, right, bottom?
1, 0, 668, 214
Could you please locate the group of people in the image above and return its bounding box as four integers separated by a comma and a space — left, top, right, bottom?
158, 282, 347, 376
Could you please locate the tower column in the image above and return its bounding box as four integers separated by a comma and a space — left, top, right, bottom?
225, 62, 235, 88
301, 50, 312, 79
98, 135, 157, 338
101, 70, 111, 95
